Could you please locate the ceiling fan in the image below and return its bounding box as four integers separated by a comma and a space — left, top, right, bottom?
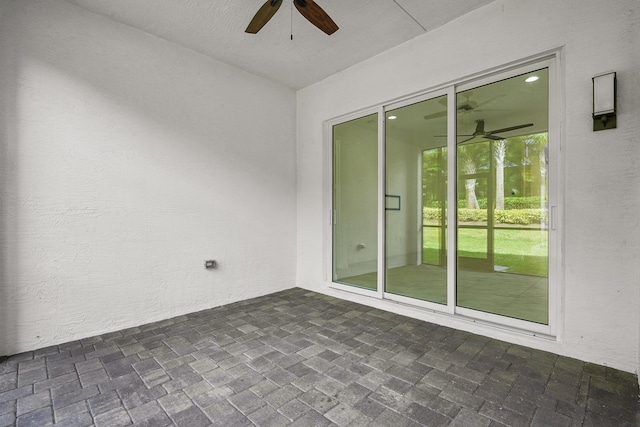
423, 92, 505, 121
455, 119, 533, 144
246, 0, 339, 35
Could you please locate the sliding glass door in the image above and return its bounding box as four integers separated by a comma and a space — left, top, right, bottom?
329, 58, 557, 333
456, 68, 550, 324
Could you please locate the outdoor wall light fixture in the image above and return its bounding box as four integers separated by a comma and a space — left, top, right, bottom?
592, 71, 617, 131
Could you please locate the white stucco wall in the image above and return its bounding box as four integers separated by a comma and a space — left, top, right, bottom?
0, 0, 296, 356
297, 0, 640, 373
0, 0, 8, 20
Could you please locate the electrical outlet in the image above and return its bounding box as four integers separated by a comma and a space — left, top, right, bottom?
205, 260, 217, 269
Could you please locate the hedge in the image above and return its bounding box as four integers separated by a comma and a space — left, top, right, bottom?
426, 196, 546, 209
462, 196, 545, 209
423, 207, 547, 225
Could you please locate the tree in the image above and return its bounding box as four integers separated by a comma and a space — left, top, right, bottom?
463, 156, 479, 209
458, 142, 489, 209
494, 140, 507, 210
500, 133, 548, 200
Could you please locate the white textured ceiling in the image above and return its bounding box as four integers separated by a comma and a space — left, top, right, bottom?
63, 0, 495, 90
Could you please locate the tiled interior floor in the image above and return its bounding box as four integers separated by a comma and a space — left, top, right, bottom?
1, 288, 638, 427
340, 265, 548, 324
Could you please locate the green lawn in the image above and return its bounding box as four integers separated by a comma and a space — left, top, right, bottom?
423, 227, 548, 277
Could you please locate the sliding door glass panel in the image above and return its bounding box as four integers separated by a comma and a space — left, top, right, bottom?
332, 114, 378, 290
456, 68, 549, 324
385, 96, 447, 304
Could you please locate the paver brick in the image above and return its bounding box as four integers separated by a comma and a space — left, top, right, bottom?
0, 373, 16, 394
79, 368, 109, 388
264, 384, 302, 408
74, 358, 103, 375
93, 406, 131, 427
298, 389, 338, 414
227, 389, 265, 415
103, 355, 140, 379
129, 400, 165, 423
16, 406, 53, 427
16, 389, 51, 416
290, 409, 333, 427
121, 384, 166, 409
0, 412, 15, 427
86, 390, 122, 417
53, 400, 88, 423
0, 386, 33, 404
17, 367, 47, 387
50, 410, 93, 427
52, 385, 99, 410
157, 390, 193, 416
277, 398, 311, 421
0, 400, 14, 416
248, 404, 291, 427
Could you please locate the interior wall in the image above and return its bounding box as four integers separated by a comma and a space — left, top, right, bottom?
0, 0, 297, 356
385, 135, 420, 269
333, 122, 378, 279
296, 0, 640, 373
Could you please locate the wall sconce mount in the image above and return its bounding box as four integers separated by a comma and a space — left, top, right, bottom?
592, 71, 617, 131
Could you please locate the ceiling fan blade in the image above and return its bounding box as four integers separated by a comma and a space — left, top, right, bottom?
423, 111, 447, 121
484, 134, 504, 141
294, 0, 339, 35
486, 123, 533, 135
246, 0, 283, 34
458, 136, 476, 144
473, 108, 509, 113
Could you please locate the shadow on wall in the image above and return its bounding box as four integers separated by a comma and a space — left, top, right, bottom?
0, 0, 26, 358
0, 14, 18, 359
0, 0, 295, 356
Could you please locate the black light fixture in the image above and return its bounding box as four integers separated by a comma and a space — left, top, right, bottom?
592, 71, 617, 131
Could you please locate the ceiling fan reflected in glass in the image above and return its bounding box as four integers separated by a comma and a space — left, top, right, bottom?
245, 0, 339, 35
437, 119, 534, 144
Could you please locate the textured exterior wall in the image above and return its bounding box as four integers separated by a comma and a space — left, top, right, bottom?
296, 0, 640, 373
0, 0, 296, 356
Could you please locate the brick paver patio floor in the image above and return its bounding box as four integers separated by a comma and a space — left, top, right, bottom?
1, 288, 638, 426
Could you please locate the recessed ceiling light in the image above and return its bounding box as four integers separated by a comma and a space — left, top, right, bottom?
388, 115, 397, 120
525, 76, 539, 83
